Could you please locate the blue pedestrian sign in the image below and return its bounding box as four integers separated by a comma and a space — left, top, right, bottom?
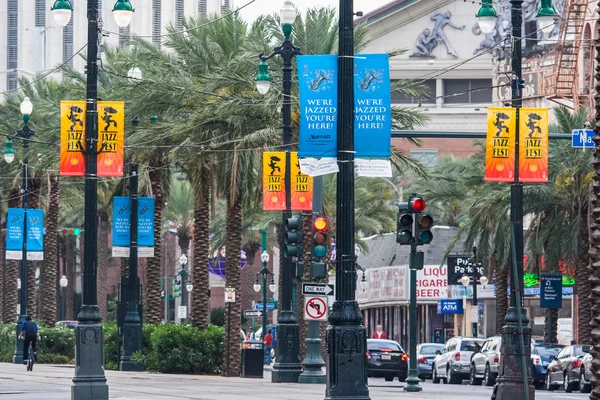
540, 274, 562, 308
572, 129, 595, 148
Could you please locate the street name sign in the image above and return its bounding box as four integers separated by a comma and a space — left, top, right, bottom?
304, 296, 328, 321
302, 283, 334, 296
540, 274, 562, 308
254, 302, 276, 311
572, 129, 595, 148
244, 310, 263, 318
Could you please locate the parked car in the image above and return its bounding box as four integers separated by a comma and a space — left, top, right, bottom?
530, 343, 564, 389
416, 343, 444, 380
431, 337, 485, 384
55, 320, 78, 328
546, 344, 591, 392
366, 339, 409, 382
579, 352, 592, 393
469, 335, 501, 386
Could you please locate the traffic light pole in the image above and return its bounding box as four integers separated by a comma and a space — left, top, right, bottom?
405, 245, 424, 392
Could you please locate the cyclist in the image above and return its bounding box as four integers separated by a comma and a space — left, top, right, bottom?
19, 316, 39, 364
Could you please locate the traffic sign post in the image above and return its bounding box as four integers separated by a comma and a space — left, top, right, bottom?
304, 297, 328, 321
302, 282, 334, 296
224, 288, 235, 376
572, 129, 595, 148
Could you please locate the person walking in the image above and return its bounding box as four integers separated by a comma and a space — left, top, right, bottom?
372, 324, 387, 339
263, 329, 273, 365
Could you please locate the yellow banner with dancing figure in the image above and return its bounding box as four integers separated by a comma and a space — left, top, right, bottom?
97, 101, 125, 177
60, 101, 86, 176
485, 107, 516, 182
263, 152, 287, 211
519, 108, 548, 183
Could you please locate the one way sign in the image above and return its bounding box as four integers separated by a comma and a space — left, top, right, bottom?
302, 283, 334, 296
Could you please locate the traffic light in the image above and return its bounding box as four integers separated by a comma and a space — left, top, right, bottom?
59, 228, 81, 236
284, 216, 302, 257
312, 216, 328, 259
172, 280, 181, 298
416, 214, 434, 245
408, 194, 426, 213
396, 204, 413, 245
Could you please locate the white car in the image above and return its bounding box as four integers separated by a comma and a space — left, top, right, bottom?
432, 337, 485, 384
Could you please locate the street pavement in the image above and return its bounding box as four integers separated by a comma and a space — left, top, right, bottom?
0, 363, 592, 399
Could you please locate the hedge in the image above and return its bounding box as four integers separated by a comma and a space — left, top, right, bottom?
0, 322, 74, 363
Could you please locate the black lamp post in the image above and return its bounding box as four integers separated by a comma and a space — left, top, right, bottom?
178, 254, 189, 323
255, 0, 302, 383
60, 275, 68, 321
254, 250, 276, 344
476, 1, 557, 398
5, 97, 34, 365
50, 1, 134, 398
324, 0, 370, 398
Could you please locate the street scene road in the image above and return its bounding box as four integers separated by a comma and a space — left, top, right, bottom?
0, 364, 591, 400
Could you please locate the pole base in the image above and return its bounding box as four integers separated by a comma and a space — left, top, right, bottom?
119, 319, 144, 372
403, 373, 422, 392
13, 315, 25, 364
493, 377, 535, 400
298, 371, 327, 384
272, 320, 302, 383
72, 321, 109, 400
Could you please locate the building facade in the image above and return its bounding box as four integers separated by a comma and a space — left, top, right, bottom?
0, 0, 232, 92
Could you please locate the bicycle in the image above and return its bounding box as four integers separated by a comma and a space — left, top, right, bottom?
26, 342, 34, 372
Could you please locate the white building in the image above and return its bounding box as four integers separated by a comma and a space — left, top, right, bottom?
0, 0, 233, 92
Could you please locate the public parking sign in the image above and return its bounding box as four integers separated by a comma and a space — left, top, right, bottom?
572, 129, 595, 148
304, 296, 328, 321
540, 275, 562, 308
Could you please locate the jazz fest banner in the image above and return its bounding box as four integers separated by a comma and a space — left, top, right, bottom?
290, 152, 313, 210
60, 101, 86, 176
97, 101, 125, 176
297, 55, 338, 158
263, 151, 287, 211
485, 107, 516, 182
519, 108, 548, 183
354, 54, 391, 158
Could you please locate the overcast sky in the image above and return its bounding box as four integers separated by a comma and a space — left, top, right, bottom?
239, 0, 392, 22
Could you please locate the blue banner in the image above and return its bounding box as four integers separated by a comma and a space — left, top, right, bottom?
6, 208, 24, 251
354, 54, 391, 158
297, 55, 338, 158
26, 209, 44, 252
112, 196, 131, 247
138, 197, 155, 247
540, 274, 562, 308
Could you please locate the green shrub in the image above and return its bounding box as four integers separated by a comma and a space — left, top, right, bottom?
134, 324, 224, 374
38, 353, 70, 364
38, 325, 75, 360
211, 308, 225, 327
103, 321, 118, 370
0, 324, 15, 362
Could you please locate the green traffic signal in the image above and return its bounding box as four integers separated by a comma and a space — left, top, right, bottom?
172, 280, 181, 298
416, 214, 434, 245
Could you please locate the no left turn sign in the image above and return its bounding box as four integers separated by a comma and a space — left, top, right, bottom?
304, 296, 328, 321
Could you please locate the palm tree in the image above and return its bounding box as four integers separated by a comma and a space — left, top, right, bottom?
40, 174, 60, 326
163, 177, 194, 257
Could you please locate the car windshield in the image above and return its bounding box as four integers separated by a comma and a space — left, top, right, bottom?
533, 345, 564, 357
368, 341, 403, 352
420, 345, 443, 355
460, 340, 483, 351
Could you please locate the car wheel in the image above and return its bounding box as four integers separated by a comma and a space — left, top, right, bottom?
580, 369, 592, 394
546, 373, 558, 391
384, 375, 394, 382
564, 373, 576, 393
448, 365, 461, 385
469, 364, 482, 385
483, 364, 495, 387
432, 364, 440, 384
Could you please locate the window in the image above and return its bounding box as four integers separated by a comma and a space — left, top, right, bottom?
443, 79, 492, 104
36, 0, 46, 27
410, 149, 438, 168
7, 0, 18, 90
119, 25, 130, 48
199, 0, 207, 15
221, 0, 230, 14
392, 80, 436, 104
176, 0, 184, 31
152, 0, 162, 46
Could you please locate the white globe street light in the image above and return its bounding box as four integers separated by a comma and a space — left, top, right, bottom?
254, 280, 261, 293
480, 276, 489, 287
260, 251, 270, 263
112, 0, 135, 28
20, 97, 33, 116
460, 275, 470, 287
269, 280, 277, 293
60, 275, 69, 288
51, 0, 73, 27
186, 283, 193, 292
179, 253, 188, 266
280, 0, 298, 25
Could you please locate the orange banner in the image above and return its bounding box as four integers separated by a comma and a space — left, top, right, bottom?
519, 108, 548, 183
60, 101, 86, 176
290, 152, 313, 210
263, 152, 286, 211
97, 101, 125, 176
485, 107, 516, 182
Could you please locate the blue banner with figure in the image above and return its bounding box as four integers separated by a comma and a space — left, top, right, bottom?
6, 208, 24, 251
26, 209, 44, 252
112, 196, 131, 247
297, 55, 338, 158
138, 197, 155, 247
354, 54, 391, 158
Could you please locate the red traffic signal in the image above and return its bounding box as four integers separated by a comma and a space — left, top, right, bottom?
314, 217, 328, 232
409, 195, 426, 213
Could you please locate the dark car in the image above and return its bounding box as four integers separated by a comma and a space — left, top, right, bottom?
366, 339, 408, 382
546, 344, 591, 392
416, 343, 444, 379
530, 343, 564, 389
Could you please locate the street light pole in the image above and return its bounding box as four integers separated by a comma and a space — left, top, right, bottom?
254, 249, 275, 363
255, 0, 302, 383
60, 275, 68, 321
5, 97, 34, 365
179, 254, 188, 323
471, 246, 478, 337
325, 0, 370, 399
50, 1, 134, 398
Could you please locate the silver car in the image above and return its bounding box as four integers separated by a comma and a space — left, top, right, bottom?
432, 337, 485, 384
469, 336, 501, 386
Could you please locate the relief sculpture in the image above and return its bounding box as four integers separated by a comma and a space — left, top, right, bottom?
411, 11, 466, 58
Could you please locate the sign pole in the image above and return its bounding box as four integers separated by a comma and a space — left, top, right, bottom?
404, 245, 423, 392
227, 301, 231, 376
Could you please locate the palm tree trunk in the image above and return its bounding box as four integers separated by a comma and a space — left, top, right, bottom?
543, 308, 558, 343
242, 248, 256, 323
26, 175, 41, 318
495, 259, 508, 334
66, 235, 76, 320
192, 163, 210, 330
577, 199, 592, 344
40, 175, 59, 326
222, 196, 242, 376
97, 209, 109, 320
5, 188, 20, 323
145, 162, 164, 323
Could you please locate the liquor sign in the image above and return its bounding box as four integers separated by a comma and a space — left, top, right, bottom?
485, 107, 516, 182
290, 152, 313, 210
59, 101, 86, 176
519, 107, 548, 183
97, 101, 125, 177
262, 152, 287, 211
354, 54, 391, 158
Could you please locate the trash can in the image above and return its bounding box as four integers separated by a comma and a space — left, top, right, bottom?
241, 340, 264, 378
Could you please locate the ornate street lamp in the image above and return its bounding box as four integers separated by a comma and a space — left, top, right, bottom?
112, 0, 135, 28
60, 275, 69, 321
255, 250, 275, 344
